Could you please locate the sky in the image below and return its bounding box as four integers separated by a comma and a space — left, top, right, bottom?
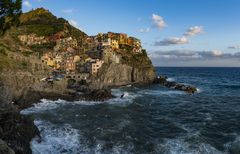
22, 0, 240, 67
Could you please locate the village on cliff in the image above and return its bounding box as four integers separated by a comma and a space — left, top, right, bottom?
18, 28, 143, 78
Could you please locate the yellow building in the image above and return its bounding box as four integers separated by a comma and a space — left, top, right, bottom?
111, 40, 119, 49
46, 58, 54, 67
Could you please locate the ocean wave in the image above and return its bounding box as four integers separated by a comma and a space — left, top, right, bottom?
20, 99, 64, 115
31, 120, 86, 154
21, 99, 104, 115
166, 77, 175, 82
31, 120, 134, 154
138, 89, 185, 96
224, 135, 240, 154
156, 138, 224, 154
108, 89, 140, 105
21, 89, 139, 115
196, 88, 202, 93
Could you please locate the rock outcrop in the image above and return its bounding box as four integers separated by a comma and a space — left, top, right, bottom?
90, 63, 156, 89
0, 96, 39, 154
153, 75, 197, 94
0, 139, 15, 154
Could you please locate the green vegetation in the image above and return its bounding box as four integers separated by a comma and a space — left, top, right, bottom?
141, 49, 147, 56
18, 8, 86, 38
120, 49, 152, 67
22, 24, 64, 36
22, 51, 32, 57
0, 48, 7, 56
0, 54, 31, 72
20, 8, 58, 25
0, 0, 22, 36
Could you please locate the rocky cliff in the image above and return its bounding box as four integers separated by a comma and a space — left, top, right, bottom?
0, 79, 40, 154
90, 63, 156, 89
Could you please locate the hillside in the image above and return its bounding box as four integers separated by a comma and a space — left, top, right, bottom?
0, 8, 87, 56
0, 7, 156, 95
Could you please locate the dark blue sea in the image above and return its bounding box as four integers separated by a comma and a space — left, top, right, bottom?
21, 67, 240, 154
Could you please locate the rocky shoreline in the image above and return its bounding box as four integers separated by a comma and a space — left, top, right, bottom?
0, 72, 197, 154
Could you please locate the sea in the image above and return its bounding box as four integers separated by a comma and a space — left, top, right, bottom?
21, 67, 240, 154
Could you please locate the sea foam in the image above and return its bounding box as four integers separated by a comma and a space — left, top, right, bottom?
31, 120, 86, 154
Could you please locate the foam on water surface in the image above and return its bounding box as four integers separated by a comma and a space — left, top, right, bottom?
31, 120, 85, 154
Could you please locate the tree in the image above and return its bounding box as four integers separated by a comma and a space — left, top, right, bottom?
0, 0, 22, 36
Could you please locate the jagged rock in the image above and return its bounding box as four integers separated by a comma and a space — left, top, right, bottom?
0, 101, 39, 154
90, 63, 156, 89
0, 139, 15, 154
82, 89, 114, 101
153, 76, 167, 84
175, 84, 186, 90
153, 75, 197, 94
185, 86, 197, 94
229, 141, 240, 154
164, 81, 177, 88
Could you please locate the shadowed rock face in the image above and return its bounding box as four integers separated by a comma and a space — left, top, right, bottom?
90, 63, 156, 89
0, 98, 39, 154
0, 77, 40, 154
0, 139, 15, 154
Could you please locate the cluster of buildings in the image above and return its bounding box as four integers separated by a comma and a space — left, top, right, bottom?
85, 32, 142, 53
18, 34, 48, 45
18, 32, 143, 75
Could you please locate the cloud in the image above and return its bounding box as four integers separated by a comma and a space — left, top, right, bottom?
69, 19, 83, 31
228, 45, 240, 49
23, 1, 32, 8
62, 9, 74, 13
69, 19, 78, 27
211, 49, 223, 56
139, 28, 150, 33
154, 37, 188, 46
184, 26, 203, 36
152, 14, 166, 30
150, 49, 240, 62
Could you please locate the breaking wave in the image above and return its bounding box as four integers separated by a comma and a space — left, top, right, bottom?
156, 138, 224, 154
31, 120, 90, 154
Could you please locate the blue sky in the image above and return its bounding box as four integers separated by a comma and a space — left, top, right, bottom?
22, 0, 240, 67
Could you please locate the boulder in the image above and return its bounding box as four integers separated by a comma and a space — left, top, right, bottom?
153, 75, 167, 84
164, 81, 177, 88
154, 75, 197, 94
0, 139, 15, 154
81, 89, 114, 101
185, 86, 197, 94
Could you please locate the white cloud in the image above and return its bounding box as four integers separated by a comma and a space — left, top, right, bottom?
139, 28, 150, 33
62, 9, 74, 13
150, 50, 240, 67
152, 14, 166, 30
150, 50, 240, 66
69, 19, 78, 27
154, 37, 188, 46
184, 26, 203, 36
150, 49, 239, 62
211, 49, 222, 57
69, 19, 83, 31
23, 1, 32, 8
228, 45, 240, 49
